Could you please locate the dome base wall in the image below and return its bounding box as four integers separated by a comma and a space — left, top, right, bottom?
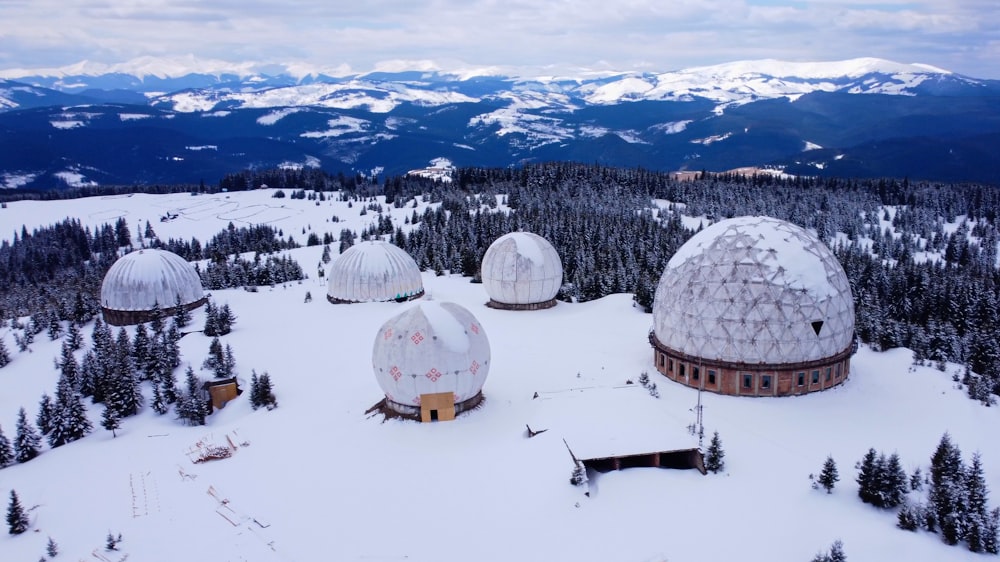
381, 391, 484, 421
649, 332, 853, 397
485, 298, 557, 311
327, 289, 424, 305
102, 297, 208, 327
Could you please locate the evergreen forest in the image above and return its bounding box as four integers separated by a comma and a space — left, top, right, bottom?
1, 162, 999, 404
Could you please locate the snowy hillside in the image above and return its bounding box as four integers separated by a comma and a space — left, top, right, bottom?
0, 190, 998, 562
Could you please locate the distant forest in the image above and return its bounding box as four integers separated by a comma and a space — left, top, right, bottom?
1, 163, 999, 403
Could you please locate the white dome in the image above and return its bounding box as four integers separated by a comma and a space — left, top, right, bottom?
481, 232, 563, 306
372, 301, 491, 409
327, 240, 424, 303
652, 216, 855, 365
101, 249, 204, 312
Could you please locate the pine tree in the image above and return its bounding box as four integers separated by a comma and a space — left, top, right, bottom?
149, 302, 164, 338
78, 350, 98, 400
6, 489, 29, 535
930, 433, 967, 545
857, 448, 879, 505
46, 536, 58, 557
828, 540, 846, 562
819, 456, 839, 493
202, 337, 223, 373
173, 293, 192, 329
14, 408, 41, 463
177, 366, 207, 426
250, 370, 260, 409
106, 328, 142, 418
0, 337, 10, 367
150, 383, 168, 415
46, 314, 63, 341
58, 340, 80, 391
883, 453, 908, 508
984, 507, 1000, 554
66, 321, 83, 351
897, 503, 920, 531
910, 466, 924, 491
159, 363, 179, 405
705, 431, 725, 474
810, 540, 846, 562
101, 404, 121, 437
217, 304, 236, 335
965, 452, 989, 552
203, 300, 218, 336
250, 370, 277, 410
164, 326, 181, 370
132, 323, 150, 380
0, 424, 13, 468
36, 394, 54, 435
218, 344, 236, 378
48, 374, 93, 448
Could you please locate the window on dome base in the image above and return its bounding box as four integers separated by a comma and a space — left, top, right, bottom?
811, 370, 820, 384
692, 366, 700, 381
825, 367, 832, 382
761, 375, 772, 390
679, 364, 686, 379
742, 374, 753, 389
708, 370, 717, 385
836, 363, 842, 378
797, 372, 805, 386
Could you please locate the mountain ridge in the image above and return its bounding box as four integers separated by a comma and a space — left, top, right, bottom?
1, 56, 999, 189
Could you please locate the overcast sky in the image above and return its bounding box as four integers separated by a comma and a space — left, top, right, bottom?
1, 0, 998, 78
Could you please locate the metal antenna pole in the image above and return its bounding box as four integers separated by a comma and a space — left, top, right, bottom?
696, 387, 704, 448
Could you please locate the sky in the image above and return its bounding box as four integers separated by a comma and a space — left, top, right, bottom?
0, 0, 998, 78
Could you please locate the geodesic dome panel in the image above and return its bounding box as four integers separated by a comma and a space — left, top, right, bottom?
327, 240, 424, 303
481, 232, 563, 305
372, 301, 491, 408
100, 249, 204, 312
652, 216, 855, 365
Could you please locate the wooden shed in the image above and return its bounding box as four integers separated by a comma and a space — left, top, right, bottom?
204, 377, 242, 411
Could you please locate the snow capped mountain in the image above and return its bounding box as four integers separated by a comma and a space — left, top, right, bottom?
0, 56, 998, 188
2, 56, 979, 107
152, 79, 479, 114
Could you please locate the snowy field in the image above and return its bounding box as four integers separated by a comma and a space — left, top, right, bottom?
0, 190, 998, 562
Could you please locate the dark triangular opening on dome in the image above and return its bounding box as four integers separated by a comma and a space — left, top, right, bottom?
811, 320, 824, 336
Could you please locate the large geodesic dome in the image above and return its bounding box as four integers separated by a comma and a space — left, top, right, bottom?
650, 216, 855, 396
372, 301, 490, 421
326, 240, 424, 304
481, 232, 563, 310
100, 249, 206, 326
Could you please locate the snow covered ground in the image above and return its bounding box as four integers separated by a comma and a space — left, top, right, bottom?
0, 190, 998, 562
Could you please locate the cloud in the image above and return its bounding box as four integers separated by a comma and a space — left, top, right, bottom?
0, 0, 997, 78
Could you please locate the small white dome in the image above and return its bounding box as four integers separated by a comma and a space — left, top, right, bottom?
326, 240, 424, 303
652, 216, 855, 365
372, 301, 491, 409
481, 232, 563, 306
101, 249, 204, 312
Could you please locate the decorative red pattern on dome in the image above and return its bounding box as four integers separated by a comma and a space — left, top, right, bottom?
411, 332, 424, 345
390, 366, 402, 381
384, 327, 393, 340
470, 323, 479, 334
426, 368, 442, 382
469, 360, 480, 375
